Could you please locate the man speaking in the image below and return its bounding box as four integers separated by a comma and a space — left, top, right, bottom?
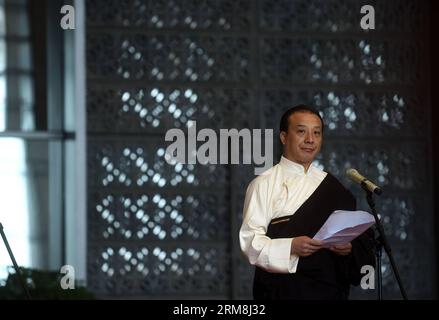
239, 104, 375, 300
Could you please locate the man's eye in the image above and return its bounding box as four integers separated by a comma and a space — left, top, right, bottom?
314, 131, 321, 136
298, 130, 305, 134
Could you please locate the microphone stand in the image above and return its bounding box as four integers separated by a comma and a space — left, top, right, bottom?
0, 222, 31, 300
361, 184, 408, 300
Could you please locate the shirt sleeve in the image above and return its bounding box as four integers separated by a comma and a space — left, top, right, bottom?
239, 179, 299, 273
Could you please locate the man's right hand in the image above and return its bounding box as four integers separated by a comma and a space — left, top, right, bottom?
290, 236, 323, 257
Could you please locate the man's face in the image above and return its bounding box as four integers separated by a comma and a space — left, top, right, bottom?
280, 112, 323, 169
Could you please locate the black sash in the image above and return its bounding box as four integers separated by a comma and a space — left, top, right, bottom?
253, 173, 373, 300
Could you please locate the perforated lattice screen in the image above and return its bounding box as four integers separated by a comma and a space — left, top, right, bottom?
86, 0, 434, 299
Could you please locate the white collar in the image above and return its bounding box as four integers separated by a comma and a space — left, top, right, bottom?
279, 156, 309, 174
279, 156, 325, 179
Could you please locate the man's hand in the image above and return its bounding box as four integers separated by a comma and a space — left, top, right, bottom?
291, 236, 323, 257
329, 242, 352, 256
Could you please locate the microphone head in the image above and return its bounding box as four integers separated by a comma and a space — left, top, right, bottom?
346, 168, 383, 196
346, 168, 358, 178
346, 168, 364, 185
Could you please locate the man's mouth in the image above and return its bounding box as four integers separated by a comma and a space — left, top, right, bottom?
301, 147, 315, 153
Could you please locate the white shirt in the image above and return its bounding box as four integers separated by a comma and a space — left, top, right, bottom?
239, 156, 327, 273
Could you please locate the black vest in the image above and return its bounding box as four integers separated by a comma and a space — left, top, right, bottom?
253, 173, 374, 300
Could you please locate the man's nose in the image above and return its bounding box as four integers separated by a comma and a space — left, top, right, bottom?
305, 132, 314, 144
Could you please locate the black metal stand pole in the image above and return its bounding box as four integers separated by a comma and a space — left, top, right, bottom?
375, 231, 383, 300
0, 222, 31, 300
362, 184, 408, 300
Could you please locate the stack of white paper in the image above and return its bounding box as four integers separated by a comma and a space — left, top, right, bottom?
313, 210, 375, 248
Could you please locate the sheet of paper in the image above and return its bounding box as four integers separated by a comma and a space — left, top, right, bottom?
313, 210, 375, 248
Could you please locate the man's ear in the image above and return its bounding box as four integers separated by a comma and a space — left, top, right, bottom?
280, 131, 286, 145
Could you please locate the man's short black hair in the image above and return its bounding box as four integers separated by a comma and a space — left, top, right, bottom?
279, 104, 324, 133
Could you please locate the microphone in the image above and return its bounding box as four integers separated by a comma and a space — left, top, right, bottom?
346, 168, 382, 195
